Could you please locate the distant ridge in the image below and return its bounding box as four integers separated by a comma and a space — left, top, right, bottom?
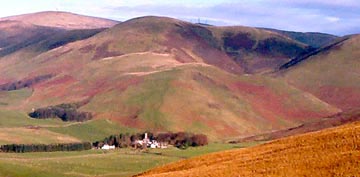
0, 11, 118, 29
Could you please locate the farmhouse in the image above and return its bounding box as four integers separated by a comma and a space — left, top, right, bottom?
101, 144, 115, 150
134, 133, 168, 149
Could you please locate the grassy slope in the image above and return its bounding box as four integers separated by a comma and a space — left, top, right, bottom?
0, 89, 129, 143
138, 121, 360, 177
279, 34, 360, 110
0, 51, 339, 140
0, 109, 83, 145
0, 109, 69, 128
0, 143, 247, 177
0, 127, 80, 145
79, 64, 338, 140
48, 119, 137, 142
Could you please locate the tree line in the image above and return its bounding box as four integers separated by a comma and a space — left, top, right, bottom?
28, 103, 92, 122
0, 142, 92, 153
0, 74, 53, 91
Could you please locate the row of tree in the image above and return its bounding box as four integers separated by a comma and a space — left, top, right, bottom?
0, 74, 53, 91
157, 132, 208, 148
28, 103, 92, 122
93, 132, 208, 149
0, 142, 92, 153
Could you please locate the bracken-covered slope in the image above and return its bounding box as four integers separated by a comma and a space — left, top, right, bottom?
137, 120, 360, 177
278, 34, 360, 110
208, 26, 312, 73
0, 16, 340, 140
0, 11, 118, 29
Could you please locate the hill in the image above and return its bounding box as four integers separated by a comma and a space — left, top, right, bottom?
137, 120, 360, 177
0, 11, 118, 29
278, 34, 360, 110
0, 16, 340, 140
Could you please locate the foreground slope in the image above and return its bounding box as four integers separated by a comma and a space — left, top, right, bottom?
278, 34, 360, 110
0, 11, 118, 29
138, 120, 360, 177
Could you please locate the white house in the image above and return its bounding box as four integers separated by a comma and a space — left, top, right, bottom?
101, 144, 115, 150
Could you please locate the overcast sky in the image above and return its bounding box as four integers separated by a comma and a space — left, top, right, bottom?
1, 0, 359, 35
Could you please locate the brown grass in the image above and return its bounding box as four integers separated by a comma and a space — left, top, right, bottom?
137, 121, 360, 177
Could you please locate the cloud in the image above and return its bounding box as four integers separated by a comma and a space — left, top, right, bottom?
272, 0, 360, 8
326, 17, 340, 23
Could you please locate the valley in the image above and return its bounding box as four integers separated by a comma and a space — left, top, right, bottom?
0, 9, 358, 177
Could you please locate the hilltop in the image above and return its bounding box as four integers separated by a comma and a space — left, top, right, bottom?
0, 11, 118, 29
137, 120, 360, 177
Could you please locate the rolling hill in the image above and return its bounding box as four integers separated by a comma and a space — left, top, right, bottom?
278, 34, 360, 110
0, 11, 118, 29
137, 120, 360, 177
0, 15, 341, 140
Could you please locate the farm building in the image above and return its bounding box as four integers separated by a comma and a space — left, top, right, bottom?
101, 144, 115, 150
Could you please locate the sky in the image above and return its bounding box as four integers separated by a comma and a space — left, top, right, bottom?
1, 0, 359, 35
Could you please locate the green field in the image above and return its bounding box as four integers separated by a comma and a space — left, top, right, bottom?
0, 109, 70, 128
48, 119, 138, 142
0, 143, 259, 177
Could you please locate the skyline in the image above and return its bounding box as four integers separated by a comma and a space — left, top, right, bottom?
1, 0, 359, 35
